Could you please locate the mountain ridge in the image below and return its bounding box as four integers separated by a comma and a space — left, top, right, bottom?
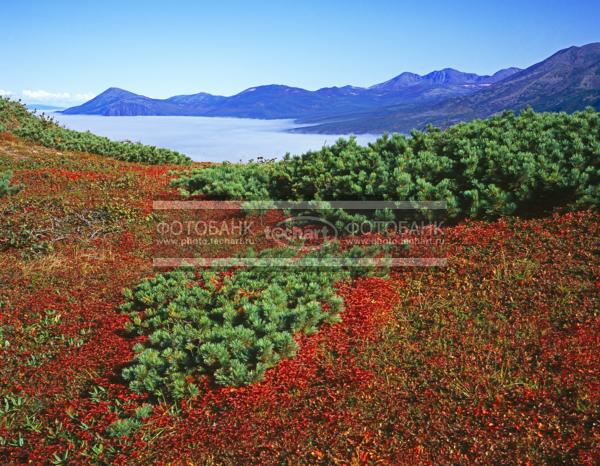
61, 67, 523, 119
296, 42, 600, 133
61, 43, 600, 133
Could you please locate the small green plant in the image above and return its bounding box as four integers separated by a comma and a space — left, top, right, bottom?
106, 418, 141, 439
0, 220, 52, 257
0, 170, 22, 197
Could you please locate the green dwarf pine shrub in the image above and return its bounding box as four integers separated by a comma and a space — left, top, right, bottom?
174, 108, 600, 222
172, 160, 276, 199
121, 244, 387, 399
0, 170, 22, 197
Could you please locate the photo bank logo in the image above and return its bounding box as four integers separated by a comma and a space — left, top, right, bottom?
265, 216, 338, 250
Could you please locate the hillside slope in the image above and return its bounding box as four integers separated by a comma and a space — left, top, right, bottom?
0, 98, 191, 164
0, 134, 598, 463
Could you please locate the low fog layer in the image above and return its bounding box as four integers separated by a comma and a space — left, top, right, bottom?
51, 114, 379, 162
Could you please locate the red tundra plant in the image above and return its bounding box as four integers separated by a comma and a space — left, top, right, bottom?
1, 139, 598, 464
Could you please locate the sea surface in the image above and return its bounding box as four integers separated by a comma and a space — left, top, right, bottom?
50, 114, 379, 162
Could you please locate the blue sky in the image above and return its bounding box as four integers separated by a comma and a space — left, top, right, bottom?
1, 0, 599, 105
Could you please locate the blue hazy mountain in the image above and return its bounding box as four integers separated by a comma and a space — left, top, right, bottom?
62, 69, 522, 119
62, 88, 196, 116
62, 43, 600, 134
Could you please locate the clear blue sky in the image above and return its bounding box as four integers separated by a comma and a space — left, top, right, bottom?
1, 0, 599, 105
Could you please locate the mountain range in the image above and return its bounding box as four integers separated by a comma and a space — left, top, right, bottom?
62, 43, 600, 134
62, 68, 521, 119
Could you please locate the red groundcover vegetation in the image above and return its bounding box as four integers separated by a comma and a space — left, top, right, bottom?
1, 136, 599, 464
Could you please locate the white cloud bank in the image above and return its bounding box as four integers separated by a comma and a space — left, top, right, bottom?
0, 89, 12, 97
23, 89, 70, 100
21, 89, 94, 103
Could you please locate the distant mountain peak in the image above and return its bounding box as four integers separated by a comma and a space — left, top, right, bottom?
495, 67, 521, 75
369, 67, 521, 92
97, 87, 138, 97
395, 72, 422, 79
237, 84, 307, 96
369, 72, 422, 91
423, 68, 480, 84
488, 67, 523, 83
103, 86, 127, 92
